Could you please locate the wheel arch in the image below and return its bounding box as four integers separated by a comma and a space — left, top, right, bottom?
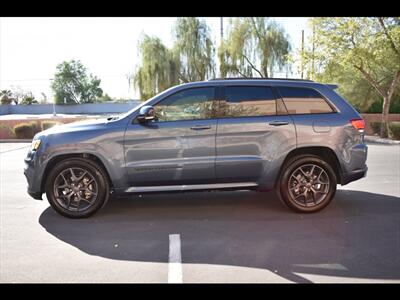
40, 153, 113, 194
278, 146, 343, 185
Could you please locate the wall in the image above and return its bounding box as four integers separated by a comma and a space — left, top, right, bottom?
0, 105, 11, 115
1, 108, 399, 139
0, 101, 141, 115
361, 114, 400, 135
0, 116, 99, 139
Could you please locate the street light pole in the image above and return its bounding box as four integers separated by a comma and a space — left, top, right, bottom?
49, 79, 57, 117
53, 101, 56, 117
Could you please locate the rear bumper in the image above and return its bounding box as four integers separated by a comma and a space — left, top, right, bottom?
341, 165, 368, 185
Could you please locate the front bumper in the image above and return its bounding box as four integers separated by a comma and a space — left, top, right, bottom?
24, 150, 43, 200
28, 190, 43, 200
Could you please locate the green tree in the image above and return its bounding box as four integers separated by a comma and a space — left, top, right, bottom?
20, 92, 38, 105
133, 17, 216, 100
133, 35, 179, 100
219, 17, 291, 78
97, 93, 113, 102
0, 90, 13, 105
308, 17, 400, 138
8, 86, 25, 105
51, 60, 103, 104
40, 92, 48, 104
172, 17, 215, 82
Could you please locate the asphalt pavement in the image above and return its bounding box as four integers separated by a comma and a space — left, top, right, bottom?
0, 142, 399, 283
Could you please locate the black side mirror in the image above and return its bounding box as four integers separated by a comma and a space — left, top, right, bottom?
137, 105, 156, 124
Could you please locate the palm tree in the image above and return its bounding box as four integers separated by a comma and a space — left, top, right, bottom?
0, 90, 13, 105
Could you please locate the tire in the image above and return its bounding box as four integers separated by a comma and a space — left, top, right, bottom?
45, 158, 110, 218
276, 154, 337, 213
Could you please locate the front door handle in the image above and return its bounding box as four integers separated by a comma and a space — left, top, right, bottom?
269, 121, 289, 126
190, 125, 212, 130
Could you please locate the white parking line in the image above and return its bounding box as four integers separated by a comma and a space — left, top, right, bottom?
0, 145, 30, 154
168, 234, 183, 283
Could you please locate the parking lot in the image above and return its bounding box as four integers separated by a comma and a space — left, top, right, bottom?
0, 142, 399, 283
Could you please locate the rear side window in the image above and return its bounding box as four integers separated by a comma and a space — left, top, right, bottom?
278, 87, 334, 114
220, 86, 276, 118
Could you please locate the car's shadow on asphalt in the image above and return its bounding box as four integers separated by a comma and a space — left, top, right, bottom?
39, 189, 400, 283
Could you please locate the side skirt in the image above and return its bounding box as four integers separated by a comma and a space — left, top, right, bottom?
122, 182, 259, 193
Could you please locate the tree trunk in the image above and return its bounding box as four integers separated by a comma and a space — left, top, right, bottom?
380, 96, 391, 138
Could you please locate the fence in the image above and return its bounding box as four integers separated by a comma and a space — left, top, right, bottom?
361, 114, 400, 135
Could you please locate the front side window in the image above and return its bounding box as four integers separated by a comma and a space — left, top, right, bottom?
154, 87, 216, 122
219, 86, 277, 118
278, 87, 334, 114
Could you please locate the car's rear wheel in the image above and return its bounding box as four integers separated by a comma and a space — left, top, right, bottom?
45, 158, 110, 218
277, 154, 337, 213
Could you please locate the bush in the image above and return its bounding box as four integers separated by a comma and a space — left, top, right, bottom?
368, 122, 400, 139
389, 122, 400, 140
370, 122, 381, 135
1, 96, 12, 105
13, 122, 38, 139
0, 123, 15, 138
366, 97, 400, 114
42, 121, 60, 131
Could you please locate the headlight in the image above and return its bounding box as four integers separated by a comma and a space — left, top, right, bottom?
31, 139, 41, 151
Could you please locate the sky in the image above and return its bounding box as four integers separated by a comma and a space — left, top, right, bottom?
0, 17, 310, 101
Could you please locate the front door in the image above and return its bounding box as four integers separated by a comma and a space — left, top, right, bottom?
124, 87, 218, 187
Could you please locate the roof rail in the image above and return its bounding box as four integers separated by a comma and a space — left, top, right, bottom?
209, 77, 314, 82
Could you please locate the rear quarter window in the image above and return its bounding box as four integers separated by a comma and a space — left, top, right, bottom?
277, 87, 334, 114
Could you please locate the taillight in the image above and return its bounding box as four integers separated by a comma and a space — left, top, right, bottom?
350, 119, 365, 131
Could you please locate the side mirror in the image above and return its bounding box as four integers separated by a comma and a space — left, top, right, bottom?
137, 105, 156, 124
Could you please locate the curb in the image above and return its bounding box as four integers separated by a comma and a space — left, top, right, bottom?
0, 139, 31, 143
364, 135, 400, 145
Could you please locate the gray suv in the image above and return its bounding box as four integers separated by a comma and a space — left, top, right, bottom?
24, 78, 368, 218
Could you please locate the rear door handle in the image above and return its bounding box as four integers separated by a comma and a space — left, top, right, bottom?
269, 121, 289, 126
190, 125, 212, 130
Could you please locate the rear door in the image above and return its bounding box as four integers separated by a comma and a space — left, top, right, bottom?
215, 85, 296, 184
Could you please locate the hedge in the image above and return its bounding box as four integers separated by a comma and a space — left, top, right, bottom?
390, 122, 400, 140
369, 122, 400, 140
13, 122, 38, 139
42, 121, 61, 131
370, 122, 382, 135
0, 123, 15, 138
366, 98, 400, 114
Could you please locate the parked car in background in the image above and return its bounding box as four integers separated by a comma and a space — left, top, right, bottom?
24, 78, 368, 218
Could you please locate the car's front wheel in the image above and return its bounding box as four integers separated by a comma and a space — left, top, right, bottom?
277, 154, 337, 213
45, 158, 110, 218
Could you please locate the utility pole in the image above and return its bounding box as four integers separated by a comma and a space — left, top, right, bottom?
301, 29, 304, 79
220, 17, 223, 40
219, 17, 224, 78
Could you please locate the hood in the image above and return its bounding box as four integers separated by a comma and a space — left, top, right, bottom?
35, 117, 110, 139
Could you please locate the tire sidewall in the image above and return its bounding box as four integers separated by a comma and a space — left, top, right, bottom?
45, 158, 109, 218
279, 156, 337, 213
